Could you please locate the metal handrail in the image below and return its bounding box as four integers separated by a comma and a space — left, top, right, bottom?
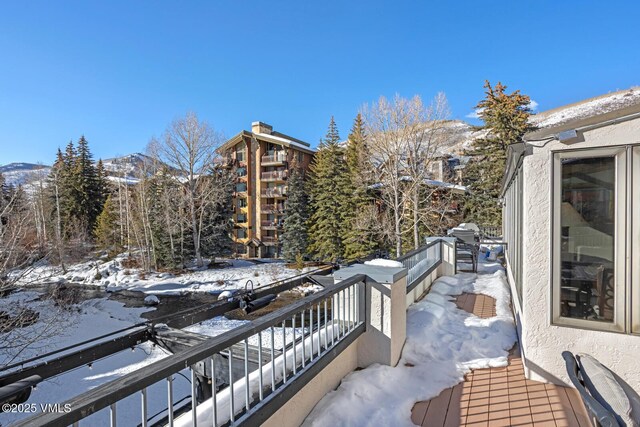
397, 240, 443, 293
16, 274, 367, 426
396, 238, 441, 262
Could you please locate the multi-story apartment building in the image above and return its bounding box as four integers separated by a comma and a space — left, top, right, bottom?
218, 122, 315, 258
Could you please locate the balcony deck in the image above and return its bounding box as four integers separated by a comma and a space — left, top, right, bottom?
411, 293, 590, 427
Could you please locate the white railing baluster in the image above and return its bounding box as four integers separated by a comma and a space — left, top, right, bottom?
257, 333, 264, 402
141, 388, 148, 427
244, 339, 250, 411
191, 368, 198, 427
309, 308, 314, 359
270, 327, 276, 392
301, 310, 306, 367
211, 358, 217, 427
316, 303, 321, 353
292, 315, 297, 374
229, 347, 235, 422
167, 376, 174, 427
324, 299, 328, 351
110, 403, 116, 427
282, 322, 287, 383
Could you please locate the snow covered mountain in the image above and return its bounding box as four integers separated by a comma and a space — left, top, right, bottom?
0, 163, 51, 187
0, 153, 166, 187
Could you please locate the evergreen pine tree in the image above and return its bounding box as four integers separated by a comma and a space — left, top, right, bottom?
463, 81, 534, 225
96, 159, 109, 208
94, 194, 120, 254
75, 136, 103, 235
199, 166, 234, 260
342, 114, 378, 260
307, 117, 351, 262
281, 162, 309, 261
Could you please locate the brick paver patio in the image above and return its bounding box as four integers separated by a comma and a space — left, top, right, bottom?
411, 293, 590, 427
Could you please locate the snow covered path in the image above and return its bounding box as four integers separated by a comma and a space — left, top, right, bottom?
303, 262, 517, 427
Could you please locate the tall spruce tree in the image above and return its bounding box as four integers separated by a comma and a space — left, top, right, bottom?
281, 162, 309, 261
342, 114, 378, 261
463, 81, 534, 225
75, 136, 103, 235
307, 117, 350, 262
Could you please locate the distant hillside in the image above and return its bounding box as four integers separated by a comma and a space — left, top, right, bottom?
0, 163, 51, 187
0, 153, 170, 187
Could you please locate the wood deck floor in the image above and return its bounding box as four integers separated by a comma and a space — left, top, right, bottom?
411, 293, 591, 427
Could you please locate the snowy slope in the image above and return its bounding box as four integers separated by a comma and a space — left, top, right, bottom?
531, 87, 640, 130
0, 153, 175, 187
0, 163, 51, 187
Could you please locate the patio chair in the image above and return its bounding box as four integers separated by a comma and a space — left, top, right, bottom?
449, 228, 478, 272
562, 351, 640, 426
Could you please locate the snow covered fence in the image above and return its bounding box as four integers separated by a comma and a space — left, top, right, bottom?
14, 274, 367, 427
398, 238, 457, 307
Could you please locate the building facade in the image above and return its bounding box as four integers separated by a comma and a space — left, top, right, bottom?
218, 122, 315, 258
502, 88, 640, 390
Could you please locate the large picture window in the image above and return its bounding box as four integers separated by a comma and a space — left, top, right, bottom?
552, 147, 626, 332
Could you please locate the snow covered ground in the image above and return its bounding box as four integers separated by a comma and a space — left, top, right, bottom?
0, 296, 164, 425
14, 255, 312, 295
303, 261, 517, 427
0, 258, 320, 425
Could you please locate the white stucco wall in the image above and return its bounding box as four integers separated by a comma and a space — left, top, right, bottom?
516, 116, 640, 389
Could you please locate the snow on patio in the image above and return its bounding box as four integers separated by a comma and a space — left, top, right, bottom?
303, 262, 517, 427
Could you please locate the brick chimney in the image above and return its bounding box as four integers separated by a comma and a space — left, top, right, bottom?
251, 121, 273, 135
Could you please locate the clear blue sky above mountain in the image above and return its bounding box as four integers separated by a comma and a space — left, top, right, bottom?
1, 1, 639, 165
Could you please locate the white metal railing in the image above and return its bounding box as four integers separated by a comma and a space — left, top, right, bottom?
397, 239, 442, 292
16, 275, 366, 427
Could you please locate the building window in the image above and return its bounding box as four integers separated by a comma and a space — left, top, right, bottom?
237, 228, 247, 239
236, 183, 247, 193
237, 214, 247, 223
235, 144, 245, 162
236, 244, 246, 254
503, 162, 523, 305
237, 167, 247, 177
552, 147, 627, 332
297, 152, 303, 163
238, 198, 247, 208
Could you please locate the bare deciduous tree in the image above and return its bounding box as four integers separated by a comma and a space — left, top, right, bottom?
148, 112, 224, 266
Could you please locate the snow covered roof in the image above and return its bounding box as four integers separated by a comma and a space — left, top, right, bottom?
253, 132, 316, 154
219, 125, 316, 154
424, 179, 468, 193
369, 177, 468, 194
529, 87, 640, 133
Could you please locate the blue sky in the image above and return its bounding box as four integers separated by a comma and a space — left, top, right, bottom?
1, 1, 639, 165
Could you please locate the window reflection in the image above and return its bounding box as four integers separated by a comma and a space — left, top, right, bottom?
560, 157, 615, 322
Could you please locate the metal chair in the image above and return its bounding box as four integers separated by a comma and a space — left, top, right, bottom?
450, 228, 478, 272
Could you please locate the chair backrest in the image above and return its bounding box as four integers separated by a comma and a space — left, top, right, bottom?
458, 222, 480, 232
562, 351, 621, 427
450, 228, 477, 245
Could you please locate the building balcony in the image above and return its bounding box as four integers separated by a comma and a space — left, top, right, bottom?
261, 204, 285, 214
260, 187, 287, 198
261, 170, 287, 181
261, 236, 279, 245
261, 152, 287, 166
261, 220, 283, 230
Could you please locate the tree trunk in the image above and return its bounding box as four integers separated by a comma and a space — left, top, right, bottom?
413, 188, 420, 249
